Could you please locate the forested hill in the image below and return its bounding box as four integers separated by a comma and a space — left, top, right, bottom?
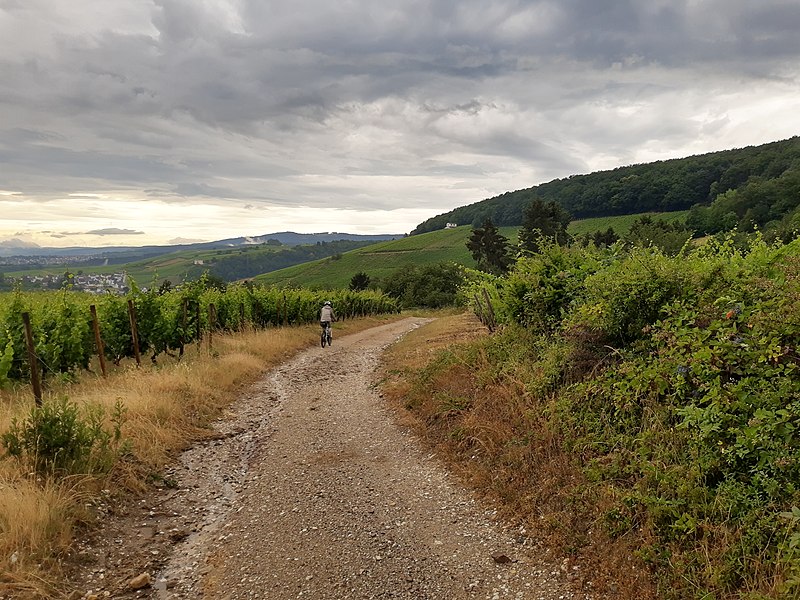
412, 136, 800, 234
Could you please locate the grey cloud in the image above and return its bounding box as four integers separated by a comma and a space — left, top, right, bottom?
168, 237, 205, 244
50, 232, 87, 238
86, 228, 144, 236
173, 182, 236, 198
0, 143, 180, 187
1, 0, 799, 227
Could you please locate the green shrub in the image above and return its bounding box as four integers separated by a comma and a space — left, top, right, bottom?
558, 249, 800, 597
2, 397, 128, 477
569, 245, 692, 345
383, 262, 464, 308
500, 242, 606, 332
459, 234, 800, 597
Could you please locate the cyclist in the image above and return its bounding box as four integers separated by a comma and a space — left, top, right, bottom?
319, 300, 337, 344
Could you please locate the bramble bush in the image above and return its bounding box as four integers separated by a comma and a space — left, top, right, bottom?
501, 241, 607, 332
557, 249, 800, 597
463, 234, 800, 598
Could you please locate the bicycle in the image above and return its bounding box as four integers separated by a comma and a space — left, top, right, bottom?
320, 321, 333, 347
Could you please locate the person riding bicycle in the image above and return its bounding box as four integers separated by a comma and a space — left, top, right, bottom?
319, 300, 337, 331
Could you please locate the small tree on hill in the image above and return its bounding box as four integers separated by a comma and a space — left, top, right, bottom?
349, 271, 371, 291
592, 227, 619, 247
466, 218, 513, 275
624, 216, 692, 255
519, 198, 571, 253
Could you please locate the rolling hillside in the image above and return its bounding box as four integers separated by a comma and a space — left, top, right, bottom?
567, 210, 688, 237
2, 239, 383, 288
252, 226, 499, 288
253, 212, 684, 289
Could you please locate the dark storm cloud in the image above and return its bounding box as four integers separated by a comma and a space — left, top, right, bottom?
0, 140, 182, 188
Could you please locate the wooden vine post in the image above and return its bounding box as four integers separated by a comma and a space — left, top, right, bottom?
180, 299, 188, 357
473, 294, 486, 327
89, 305, 108, 377
127, 299, 142, 367
481, 288, 497, 332
195, 302, 202, 346
208, 303, 217, 351
21, 312, 43, 406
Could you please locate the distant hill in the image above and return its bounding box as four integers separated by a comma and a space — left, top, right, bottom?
0, 232, 401, 259
244, 232, 401, 246
0, 235, 402, 289
253, 226, 494, 289
253, 212, 679, 289
412, 136, 800, 234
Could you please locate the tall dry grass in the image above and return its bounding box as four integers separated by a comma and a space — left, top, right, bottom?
0, 463, 88, 598
0, 316, 398, 598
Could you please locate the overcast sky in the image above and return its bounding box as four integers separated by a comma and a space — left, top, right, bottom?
2, 0, 800, 248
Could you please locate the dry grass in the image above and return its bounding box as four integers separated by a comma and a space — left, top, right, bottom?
0, 465, 89, 597
380, 312, 657, 599
0, 315, 401, 598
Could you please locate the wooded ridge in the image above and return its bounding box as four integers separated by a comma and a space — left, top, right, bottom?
412, 136, 800, 234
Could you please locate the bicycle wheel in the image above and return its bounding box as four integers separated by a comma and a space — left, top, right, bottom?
326, 332, 332, 346
320, 330, 327, 348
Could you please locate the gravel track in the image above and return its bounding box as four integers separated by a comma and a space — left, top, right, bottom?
69, 318, 588, 600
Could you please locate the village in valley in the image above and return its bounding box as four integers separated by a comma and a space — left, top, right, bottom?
1, 271, 129, 294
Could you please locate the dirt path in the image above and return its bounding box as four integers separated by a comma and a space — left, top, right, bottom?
69, 318, 588, 600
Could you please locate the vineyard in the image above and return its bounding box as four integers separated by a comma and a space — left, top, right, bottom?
0, 279, 400, 389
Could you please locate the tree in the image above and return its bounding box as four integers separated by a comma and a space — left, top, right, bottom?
466, 218, 513, 275
624, 216, 692, 255
202, 272, 227, 291
382, 263, 463, 308
158, 279, 173, 295
349, 271, 371, 291
592, 227, 619, 247
518, 198, 571, 253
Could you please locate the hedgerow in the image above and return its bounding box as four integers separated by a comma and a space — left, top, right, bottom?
453, 235, 800, 598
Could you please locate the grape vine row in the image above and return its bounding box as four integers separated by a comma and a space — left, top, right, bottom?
0, 281, 400, 386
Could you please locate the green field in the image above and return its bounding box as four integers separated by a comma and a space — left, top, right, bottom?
567, 210, 688, 237
253, 226, 506, 288
254, 211, 688, 289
